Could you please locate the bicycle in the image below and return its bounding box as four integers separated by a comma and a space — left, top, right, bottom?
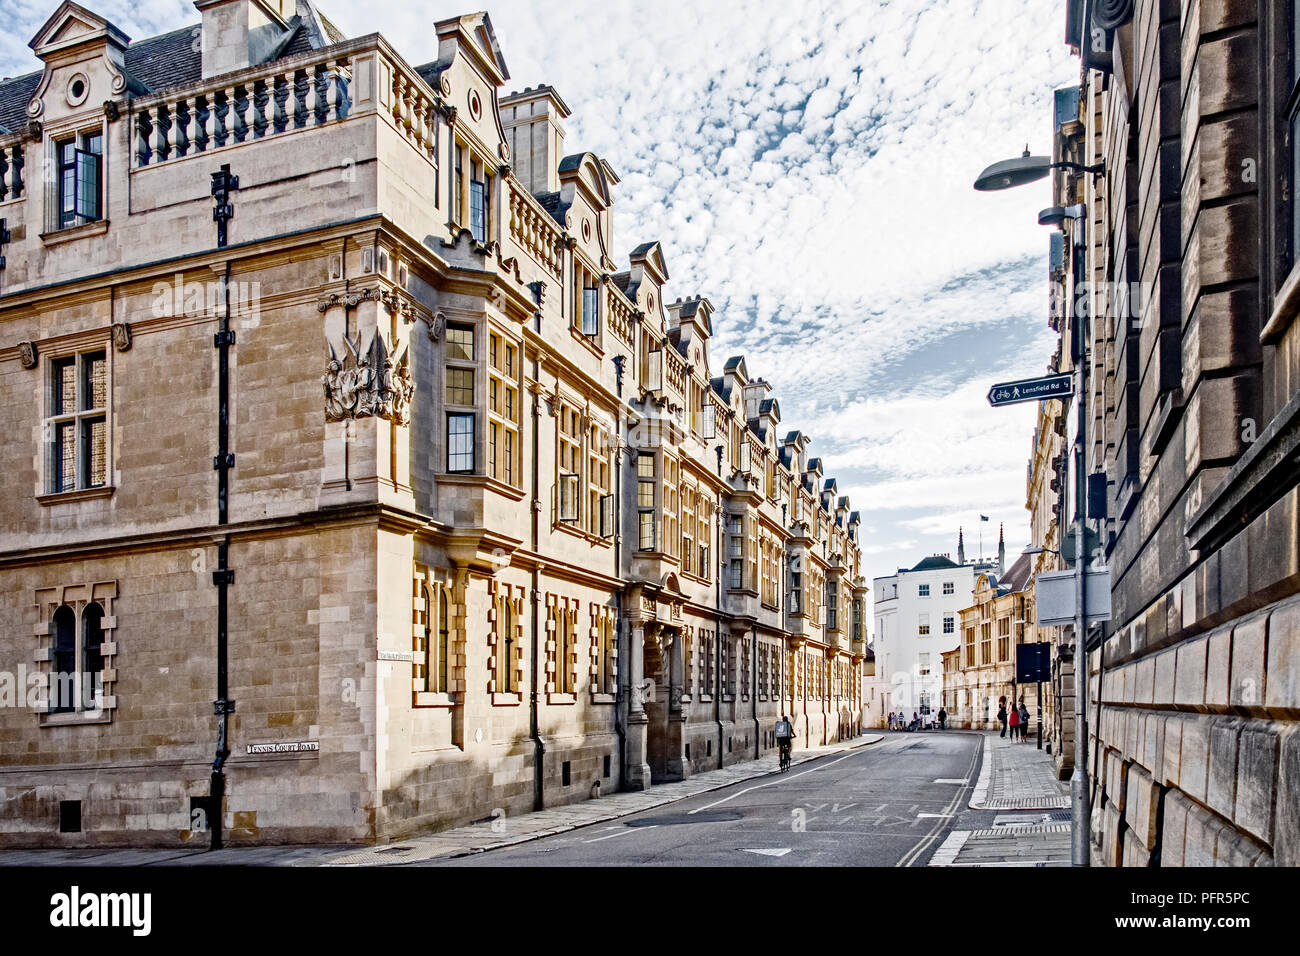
778, 741, 792, 773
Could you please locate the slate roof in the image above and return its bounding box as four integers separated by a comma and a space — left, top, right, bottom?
910, 555, 961, 572
0, 72, 40, 133
999, 552, 1032, 592
534, 191, 567, 225
0, 1, 344, 133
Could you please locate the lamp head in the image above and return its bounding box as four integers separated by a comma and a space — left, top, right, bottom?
973, 148, 1052, 191
1038, 206, 1067, 228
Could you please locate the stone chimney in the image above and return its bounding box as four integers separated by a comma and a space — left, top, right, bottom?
743, 377, 771, 421
194, 0, 295, 80
499, 86, 571, 196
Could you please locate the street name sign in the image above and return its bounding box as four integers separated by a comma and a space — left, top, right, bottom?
987, 373, 1073, 407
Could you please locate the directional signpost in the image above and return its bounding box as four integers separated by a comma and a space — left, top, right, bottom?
986, 372, 1074, 407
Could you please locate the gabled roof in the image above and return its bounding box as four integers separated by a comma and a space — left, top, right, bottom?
999, 552, 1032, 592
630, 241, 669, 284
434, 11, 509, 83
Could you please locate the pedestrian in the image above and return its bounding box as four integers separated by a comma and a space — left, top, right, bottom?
887, 712, 894, 731
997, 698, 1008, 738
1019, 700, 1031, 742
1008, 699, 1020, 741
911, 710, 919, 732
938, 706, 947, 730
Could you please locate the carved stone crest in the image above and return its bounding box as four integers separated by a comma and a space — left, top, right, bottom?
18, 341, 37, 369
323, 331, 413, 425
111, 322, 132, 352
425, 311, 446, 342
316, 287, 384, 313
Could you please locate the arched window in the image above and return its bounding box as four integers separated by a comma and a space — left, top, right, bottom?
82, 602, 104, 708
51, 605, 77, 713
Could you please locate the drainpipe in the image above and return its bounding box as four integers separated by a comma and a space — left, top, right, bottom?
530, 357, 544, 812
209, 258, 236, 851
752, 623, 759, 760
612, 356, 626, 790
715, 503, 724, 769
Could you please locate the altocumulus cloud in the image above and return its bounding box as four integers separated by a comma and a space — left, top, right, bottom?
1, 0, 1075, 602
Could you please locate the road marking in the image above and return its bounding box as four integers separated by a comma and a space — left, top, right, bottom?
934, 778, 969, 784
968, 736, 994, 808
896, 737, 981, 868
583, 825, 658, 843
916, 813, 954, 819
742, 848, 791, 857
832, 803, 856, 812
927, 830, 971, 866
687, 750, 866, 815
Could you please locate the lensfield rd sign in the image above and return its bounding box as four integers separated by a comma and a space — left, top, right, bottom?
987, 373, 1074, 407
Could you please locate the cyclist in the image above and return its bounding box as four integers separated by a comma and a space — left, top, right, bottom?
776, 715, 794, 770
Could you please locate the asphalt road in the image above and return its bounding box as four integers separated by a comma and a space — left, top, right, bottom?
428, 731, 986, 867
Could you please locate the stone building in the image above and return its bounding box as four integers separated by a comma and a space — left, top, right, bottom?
1026, 338, 1072, 774
0, 0, 869, 847
872, 536, 1000, 725
1055, 0, 1300, 866
941, 553, 1056, 743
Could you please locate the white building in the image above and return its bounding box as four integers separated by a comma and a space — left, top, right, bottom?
873, 529, 1003, 724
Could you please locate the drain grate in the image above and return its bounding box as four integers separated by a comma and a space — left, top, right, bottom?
376, 845, 414, 854
1044, 810, 1072, 823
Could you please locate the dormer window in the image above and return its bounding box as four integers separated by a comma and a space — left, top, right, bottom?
55, 130, 102, 230
573, 260, 599, 337
452, 141, 493, 243
470, 161, 487, 242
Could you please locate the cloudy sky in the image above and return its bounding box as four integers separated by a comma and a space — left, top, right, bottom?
3, 0, 1077, 597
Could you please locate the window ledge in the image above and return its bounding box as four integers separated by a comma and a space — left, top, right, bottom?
485, 477, 527, 501
491, 692, 521, 706
570, 327, 605, 357
37, 485, 115, 506
413, 691, 456, 708
590, 693, 615, 705
547, 692, 577, 705
40, 710, 112, 727
40, 219, 109, 245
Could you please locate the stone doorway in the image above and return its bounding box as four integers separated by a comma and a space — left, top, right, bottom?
642, 625, 686, 783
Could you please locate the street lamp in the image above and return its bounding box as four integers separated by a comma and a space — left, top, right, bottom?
975, 149, 1092, 868
973, 149, 1105, 191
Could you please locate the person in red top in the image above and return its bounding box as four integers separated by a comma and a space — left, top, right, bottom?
1008, 699, 1021, 741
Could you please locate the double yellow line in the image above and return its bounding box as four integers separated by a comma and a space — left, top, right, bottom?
896, 735, 982, 867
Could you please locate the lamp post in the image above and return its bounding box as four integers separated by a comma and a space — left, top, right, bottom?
974, 151, 1097, 867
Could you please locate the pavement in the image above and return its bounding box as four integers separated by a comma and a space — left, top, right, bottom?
928, 730, 1072, 867
0, 733, 883, 868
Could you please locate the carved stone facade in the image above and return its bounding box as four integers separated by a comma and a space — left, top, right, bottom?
0, 1, 869, 846
1052, 2, 1300, 866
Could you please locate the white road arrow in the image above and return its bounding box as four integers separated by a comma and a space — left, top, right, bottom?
742, 848, 792, 857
